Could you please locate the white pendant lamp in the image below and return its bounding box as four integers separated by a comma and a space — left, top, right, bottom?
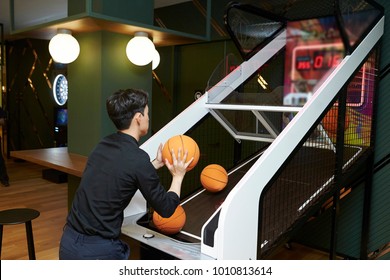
126, 32, 156, 66
49, 29, 80, 64
152, 49, 160, 70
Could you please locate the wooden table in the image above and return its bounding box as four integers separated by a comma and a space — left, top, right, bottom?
10, 147, 87, 177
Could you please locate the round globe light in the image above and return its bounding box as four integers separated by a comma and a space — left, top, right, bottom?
126, 32, 155, 66
152, 49, 160, 70
49, 29, 80, 64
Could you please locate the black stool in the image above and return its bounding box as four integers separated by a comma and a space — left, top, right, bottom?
0, 208, 40, 260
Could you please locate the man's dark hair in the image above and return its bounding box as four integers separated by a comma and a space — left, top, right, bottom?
106, 88, 148, 130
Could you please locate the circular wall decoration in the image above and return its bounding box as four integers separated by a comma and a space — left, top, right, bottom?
53, 74, 68, 106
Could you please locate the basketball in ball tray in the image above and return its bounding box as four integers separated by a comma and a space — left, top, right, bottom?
162, 135, 200, 171
152, 205, 186, 235
200, 164, 228, 192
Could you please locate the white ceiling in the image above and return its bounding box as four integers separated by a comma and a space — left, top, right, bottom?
0, 0, 191, 39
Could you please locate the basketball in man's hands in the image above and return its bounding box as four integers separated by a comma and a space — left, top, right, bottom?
162, 135, 200, 171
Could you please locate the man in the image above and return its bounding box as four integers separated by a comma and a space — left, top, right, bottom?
59, 88, 193, 260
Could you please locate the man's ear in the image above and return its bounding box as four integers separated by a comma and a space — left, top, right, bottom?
134, 112, 142, 124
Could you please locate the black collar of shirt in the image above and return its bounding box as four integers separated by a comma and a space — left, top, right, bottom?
116, 131, 139, 147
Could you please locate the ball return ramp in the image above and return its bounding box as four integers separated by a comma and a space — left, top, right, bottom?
121, 0, 384, 259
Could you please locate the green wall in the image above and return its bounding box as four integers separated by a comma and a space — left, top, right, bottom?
68, 31, 152, 156
68, 0, 154, 25
91, 0, 153, 24
366, 0, 390, 256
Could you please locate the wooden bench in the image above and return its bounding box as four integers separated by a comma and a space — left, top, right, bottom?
10, 147, 87, 177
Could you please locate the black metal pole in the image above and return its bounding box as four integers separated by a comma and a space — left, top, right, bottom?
329, 86, 348, 259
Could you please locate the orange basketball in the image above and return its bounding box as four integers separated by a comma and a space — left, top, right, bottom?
162, 135, 200, 171
322, 107, 349, 136
200, 164, 228, 192
152, 205, 186, 235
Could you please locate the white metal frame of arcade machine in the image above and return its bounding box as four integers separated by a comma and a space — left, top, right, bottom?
121, 10, 384, 260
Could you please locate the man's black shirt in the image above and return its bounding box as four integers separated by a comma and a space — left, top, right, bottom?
67, 132, 179, 239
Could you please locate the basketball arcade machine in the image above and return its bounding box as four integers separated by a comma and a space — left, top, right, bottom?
121, 0, 384, 259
